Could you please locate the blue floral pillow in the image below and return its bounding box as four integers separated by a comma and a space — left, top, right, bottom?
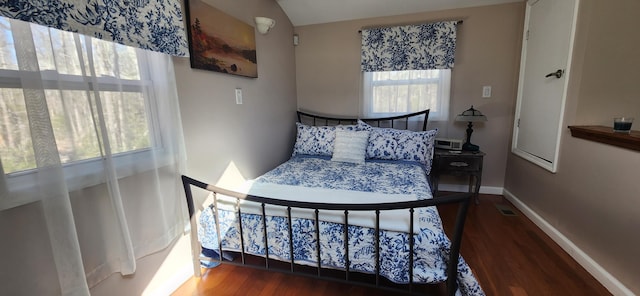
359, 120, 438, 174
356, 119, 373, 132
292, 123, 357, 156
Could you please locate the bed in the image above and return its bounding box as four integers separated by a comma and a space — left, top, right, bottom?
182, 110, 485, 296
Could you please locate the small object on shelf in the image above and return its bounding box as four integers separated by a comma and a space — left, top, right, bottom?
613, 117, 634, 133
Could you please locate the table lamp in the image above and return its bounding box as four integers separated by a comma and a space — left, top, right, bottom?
455, 106, 487, 151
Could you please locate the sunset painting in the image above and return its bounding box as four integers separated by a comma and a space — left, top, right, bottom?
186, 0, 257, 77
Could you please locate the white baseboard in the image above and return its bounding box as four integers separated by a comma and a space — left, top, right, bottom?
143, 263, 193, 296
502, 189, 634, 296
437, 184, 503, 195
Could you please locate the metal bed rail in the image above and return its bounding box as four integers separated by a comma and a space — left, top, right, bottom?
297, 109, 430, 131
182, 175, 471, 296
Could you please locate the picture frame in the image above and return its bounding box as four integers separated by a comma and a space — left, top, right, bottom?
184, 0, 258, 78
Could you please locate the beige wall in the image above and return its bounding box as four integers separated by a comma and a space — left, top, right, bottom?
0, 202, 59, 295
92, 0, 298, 294
504, 0, 640, 294
294, 3, 526, 190
573, 0, 640, 125
2, 169, 186, 296
176, 0, 298, 187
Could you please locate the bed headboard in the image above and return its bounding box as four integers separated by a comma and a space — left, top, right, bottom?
296, 109, 429, 131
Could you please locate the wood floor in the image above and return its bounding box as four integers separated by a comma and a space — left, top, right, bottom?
172, 194, 611, 296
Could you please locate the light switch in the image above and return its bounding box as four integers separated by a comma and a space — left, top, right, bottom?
235, 88, 242, 104
482, 86, 492, 98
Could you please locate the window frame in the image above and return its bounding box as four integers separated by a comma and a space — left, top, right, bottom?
362, 69, 451, 121
0, 30, 169, 205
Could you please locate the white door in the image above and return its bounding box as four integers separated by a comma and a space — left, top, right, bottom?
512, 0, 579, 172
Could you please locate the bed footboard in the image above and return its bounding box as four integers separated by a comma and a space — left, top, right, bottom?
182, 175, 472, 296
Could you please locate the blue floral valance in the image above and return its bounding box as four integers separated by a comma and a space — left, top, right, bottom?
0, 0, 188, 57
361, 21, 458, 72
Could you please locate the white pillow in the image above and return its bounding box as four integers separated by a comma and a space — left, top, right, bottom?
331, 130, 370, 164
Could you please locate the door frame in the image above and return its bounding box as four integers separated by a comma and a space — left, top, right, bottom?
512, 0, 580, 173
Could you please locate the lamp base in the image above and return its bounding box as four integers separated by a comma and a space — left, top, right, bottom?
462, 142, 480, 152
463, 121, 480, 151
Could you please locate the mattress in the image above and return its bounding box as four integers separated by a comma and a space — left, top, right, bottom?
198, 155, 484, 295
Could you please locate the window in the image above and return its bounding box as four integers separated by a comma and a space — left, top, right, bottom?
362, 69, 451, 121
0, 17, 164, 193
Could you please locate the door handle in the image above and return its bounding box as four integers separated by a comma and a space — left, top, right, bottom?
545, 69, 564, 79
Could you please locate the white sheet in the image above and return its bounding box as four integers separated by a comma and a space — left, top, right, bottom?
211, 180, 422, 233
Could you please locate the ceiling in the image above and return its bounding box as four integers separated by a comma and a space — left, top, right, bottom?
276, 0, 523, 26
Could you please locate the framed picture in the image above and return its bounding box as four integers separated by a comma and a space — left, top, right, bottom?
184, 0, 257, 78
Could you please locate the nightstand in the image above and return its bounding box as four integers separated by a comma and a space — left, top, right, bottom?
431, 149, 485, 203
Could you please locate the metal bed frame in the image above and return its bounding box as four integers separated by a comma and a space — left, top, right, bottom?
182, 110, 473, 296
296, 109, 429, 131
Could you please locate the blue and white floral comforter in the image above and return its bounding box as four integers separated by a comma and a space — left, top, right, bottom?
198, 156, 484, 295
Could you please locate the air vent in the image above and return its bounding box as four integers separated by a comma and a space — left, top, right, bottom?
496, 204, 518, 216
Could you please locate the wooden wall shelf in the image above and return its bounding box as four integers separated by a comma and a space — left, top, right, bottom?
568, 125, 640, 152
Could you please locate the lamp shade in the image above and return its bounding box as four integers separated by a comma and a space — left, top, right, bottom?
455, 106, 487, 122
255, 17, 276, 34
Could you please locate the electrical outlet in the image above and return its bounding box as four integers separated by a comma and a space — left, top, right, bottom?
235, 88, 242, 104
482, 86, 492, 98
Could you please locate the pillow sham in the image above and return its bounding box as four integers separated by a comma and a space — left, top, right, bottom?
356, 119, 373, 131
359, 121, 438, 174
292, 122, 357, 156
331, 130, 371, 164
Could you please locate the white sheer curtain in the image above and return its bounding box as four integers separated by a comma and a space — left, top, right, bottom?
361, 69, 451, 121
0, 17, 187, 295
